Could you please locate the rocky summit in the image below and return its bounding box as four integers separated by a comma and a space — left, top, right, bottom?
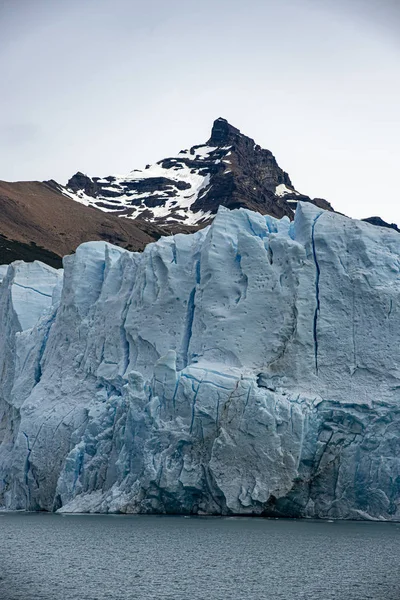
56, 118, 333, 228
0, 203, 399, 520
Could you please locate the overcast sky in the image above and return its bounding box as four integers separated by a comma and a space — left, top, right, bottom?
1, 0, 399, 223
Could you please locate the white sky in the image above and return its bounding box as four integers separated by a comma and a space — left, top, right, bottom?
0, 0, 399, 224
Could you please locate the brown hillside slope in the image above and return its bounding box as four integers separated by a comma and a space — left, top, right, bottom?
0, 181, 164, 267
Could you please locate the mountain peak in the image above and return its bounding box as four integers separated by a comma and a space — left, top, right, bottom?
208, 118, 242, 146
57, 120, 333, 231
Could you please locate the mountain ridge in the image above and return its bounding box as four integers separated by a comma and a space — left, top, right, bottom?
58, 118, 334, 227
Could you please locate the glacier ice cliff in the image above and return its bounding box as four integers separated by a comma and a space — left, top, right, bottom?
0, 203, 399, 520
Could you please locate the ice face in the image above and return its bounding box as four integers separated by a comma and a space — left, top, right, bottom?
0, 204, 399, 520
1, 261, 62, 331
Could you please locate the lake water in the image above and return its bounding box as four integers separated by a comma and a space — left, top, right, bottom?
0, 513, 399, 600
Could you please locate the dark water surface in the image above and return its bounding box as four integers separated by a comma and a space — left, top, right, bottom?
0, 513, 399, 600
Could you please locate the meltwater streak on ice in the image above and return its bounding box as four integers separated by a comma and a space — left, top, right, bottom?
0, 514, 400, 600
0, 203, 399, 519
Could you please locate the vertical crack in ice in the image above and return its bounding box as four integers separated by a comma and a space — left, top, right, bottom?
120, 296, 133, 376
295, 409, 306, 470
311, 213, 323, 374
314, 429, 334, 475
181, 258, 201, 368
215, 393, 220, 429
234, 252, 248, 305
352, 287, 357, 372
140, 270, 147, 304
244, 383, 252, 410
182, 287, 196, 368
201, 465, 223, 511
22, 431, 31, 492
171, 373, 182, 410
171, 241, 177, 264
33, 310, 56, 386
73, 449, 84, 490
189, 376, 203, 434
156, 463, 164, 488
238, 383, 253, 430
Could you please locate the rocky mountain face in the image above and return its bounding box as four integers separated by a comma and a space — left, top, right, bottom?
1, 119, 396, 269
0, 180, 164, 267
1, 203, 399, 520
58, 118, 333, 229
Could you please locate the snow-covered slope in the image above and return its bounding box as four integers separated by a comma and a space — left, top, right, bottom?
62, 145, 221, 226
0, 204, 399, 519
56, 118, 332, 228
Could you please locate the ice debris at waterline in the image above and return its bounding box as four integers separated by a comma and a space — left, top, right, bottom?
0, 203, 399, 519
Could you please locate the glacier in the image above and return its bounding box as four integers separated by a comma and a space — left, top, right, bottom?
0, 203, 399, 520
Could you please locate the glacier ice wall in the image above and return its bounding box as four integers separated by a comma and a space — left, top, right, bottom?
0, 204, 399, 520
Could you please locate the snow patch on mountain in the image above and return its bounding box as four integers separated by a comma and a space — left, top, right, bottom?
275, 183, 299, 197
62, 145, 230, 225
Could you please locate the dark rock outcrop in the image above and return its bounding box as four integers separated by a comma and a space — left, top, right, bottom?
362, 216, 399, 233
